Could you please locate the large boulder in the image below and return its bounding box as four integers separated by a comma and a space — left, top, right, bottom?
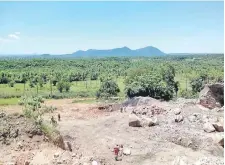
140, 117, 158, 127
203, 122, 216, 133
198, 83, 224, 109
129, 114, 141, 127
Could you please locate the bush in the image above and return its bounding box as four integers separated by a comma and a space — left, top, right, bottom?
96, 80, 120, 99
124, 68, 176, 101
190, 77, 204, 93
57, 81, 64, 93
180, 89, 197, 99
8, 80, 15, 87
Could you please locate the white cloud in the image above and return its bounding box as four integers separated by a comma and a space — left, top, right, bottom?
8, 34, 20, 40
15, 32, 20, 35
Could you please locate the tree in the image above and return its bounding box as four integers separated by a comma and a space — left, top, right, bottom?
64, 82, 71, 92
8, 80, 15, 87
57, 81, 64, 93
21, 73, 28, 94
190, 77, 204, 93
96, 80, 120, 99
174, 81, 179, 97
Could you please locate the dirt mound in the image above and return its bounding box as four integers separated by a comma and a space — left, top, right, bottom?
122, 97, 161, 107
198, 83, 224, 109
0, 112, 43, 146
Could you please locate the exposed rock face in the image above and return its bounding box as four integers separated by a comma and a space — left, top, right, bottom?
198, 83, 224, 109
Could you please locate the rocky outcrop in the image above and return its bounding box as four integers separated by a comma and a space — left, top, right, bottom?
198, 83, 224, 109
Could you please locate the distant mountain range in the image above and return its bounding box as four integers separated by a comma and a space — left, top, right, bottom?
0, 46, 166, 58
68, 46, 166, 57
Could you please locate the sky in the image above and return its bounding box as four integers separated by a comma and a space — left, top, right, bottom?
0, 1, 224, 54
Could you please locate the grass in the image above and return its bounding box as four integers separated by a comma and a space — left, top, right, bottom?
0, 98, 19, 105
0, 76, 192, 105
0, 78, 126, 99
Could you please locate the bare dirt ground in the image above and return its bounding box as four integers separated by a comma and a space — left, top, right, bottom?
0, 98, 224, 165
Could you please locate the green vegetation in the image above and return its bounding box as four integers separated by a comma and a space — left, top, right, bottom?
0, 54, 223, 104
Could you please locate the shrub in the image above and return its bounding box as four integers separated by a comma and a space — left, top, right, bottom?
96, 80, 120, 99
8, 80, 15, 87
124, 68, 176, 101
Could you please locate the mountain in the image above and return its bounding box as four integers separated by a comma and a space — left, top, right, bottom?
0, 46, 166, 59
69, 46, 166, 57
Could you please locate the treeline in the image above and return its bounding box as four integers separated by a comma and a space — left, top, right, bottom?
0, 54, 223, 100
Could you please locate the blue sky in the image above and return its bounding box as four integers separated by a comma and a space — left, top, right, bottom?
0, 1, 224, 54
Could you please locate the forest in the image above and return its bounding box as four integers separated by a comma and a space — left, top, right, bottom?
0, 54, 223, 105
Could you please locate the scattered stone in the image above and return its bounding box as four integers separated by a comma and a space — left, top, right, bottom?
72, 153, 76, 157
172, 156, 189, 165
15, 153, 29, 165
17, 141, 23, 149
65, 141, 72, 152
54, 153, 60, 158
57, 160, 62, 164
6, 162, 15, 165
92, 160, 98, 165
203, 123, 216, 133
175, 115, 184, 123
129, 114, 141, 127
195, 157, 224, 165
0, 112, 6, 118
115, 156, 122, 161
174, 108, 181, 115
123, 148, 131, 155
218, 138, 224, 148
212, 123, 224, 132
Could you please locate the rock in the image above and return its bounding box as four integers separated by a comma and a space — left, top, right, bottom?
172, 156, 189, 165
25, 161, 30, 165
65, 141, 72, 151
195, 157, 224, 165
57, 160, 62, 164
175, 115, 184, 123
203, 122, 215, 133
92, 161, 98, 165
0, 112, 6, 118
54, 153, 60, 158
174, 108, 181, 115
129, 114, 141, 127
15, 153, 29, 165
6, 162, 15, 165
219, 138, 224, 148
212, 123, 224, 132
198, 83, 224, 109
123, 148, 131, 155
50, 130, 65, 150
17, 141, 23, 149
